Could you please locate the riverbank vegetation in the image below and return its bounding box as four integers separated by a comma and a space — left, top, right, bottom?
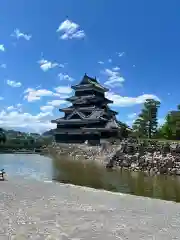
0, 128, 53, 152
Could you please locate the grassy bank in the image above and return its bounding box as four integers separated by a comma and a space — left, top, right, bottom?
0, 141, 48, 154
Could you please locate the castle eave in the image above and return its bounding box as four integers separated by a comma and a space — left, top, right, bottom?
71, 84, 108, 92
54, 129, 101, 135
82, 127, 120, 132
51, 118, 104, 124
60, 106, 96, 112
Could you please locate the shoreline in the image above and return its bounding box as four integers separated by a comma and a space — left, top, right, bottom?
0, 151, 36, 154
5, 175, 179, 203
0, 149, 48, 154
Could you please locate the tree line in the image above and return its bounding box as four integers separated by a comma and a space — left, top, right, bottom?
131, 99, 180, 140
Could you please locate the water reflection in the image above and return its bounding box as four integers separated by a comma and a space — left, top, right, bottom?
1, 154, 180, 202
52, 156, 180, 202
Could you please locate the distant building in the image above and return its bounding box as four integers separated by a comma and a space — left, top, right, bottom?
51, 74, 121, 144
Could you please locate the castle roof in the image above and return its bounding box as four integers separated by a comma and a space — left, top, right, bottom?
66, 94, 113, 104
51, 74, 120, 133
71, 74, 108, 92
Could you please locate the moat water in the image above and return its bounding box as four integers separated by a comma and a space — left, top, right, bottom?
1, 154, 180, 202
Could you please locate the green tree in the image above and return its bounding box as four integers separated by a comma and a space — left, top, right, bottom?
132, 114, 147, 138
144, 99, 160, 138
158, 105, 180, 140
132, 99, 160, 139
156, 114, 173, 139
0, 128, 6, 144
118, 121, 131, 138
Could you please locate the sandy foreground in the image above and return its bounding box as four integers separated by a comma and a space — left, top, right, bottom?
0, 178, 180, 239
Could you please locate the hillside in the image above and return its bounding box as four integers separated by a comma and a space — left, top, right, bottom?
42, 129, 55, 136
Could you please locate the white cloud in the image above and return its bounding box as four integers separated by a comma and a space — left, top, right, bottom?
126, 120, 135, 127
57, 19, 85, 40
0, 110, 55, 133
54, 86, 72, 94
158, 118, 165, 126
0, 96, 3, 100
106, 92, 160, 107
38, 59, 63, 72
7, 106, 15, 111
108, 59, 112, 63
6, 104, 22, 112
133, 64, 136, 68
0, 44, 5, 52
24, 88, 60, 102
24, 86, 72, 102
40, 105, 54, 112
0, 64, 7, 68
47, 99, 67, 107
118, 52, 125, 57
7, 80, 22, 87
127, 113, 137, 119
17, 103, 22, 108
98, 61, 104, 65
103, 68, 125, 87
58, 73, 74, 81
11, 29, 32, 41
112, 66, 120, 71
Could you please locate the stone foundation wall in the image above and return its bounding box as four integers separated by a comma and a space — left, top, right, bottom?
107, 140, 180, 175
49, 142, 121, 165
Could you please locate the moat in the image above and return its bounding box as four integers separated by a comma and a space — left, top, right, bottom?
1, 154, 180, 202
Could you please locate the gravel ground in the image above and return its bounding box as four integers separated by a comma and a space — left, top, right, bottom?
0, 178, 180, 239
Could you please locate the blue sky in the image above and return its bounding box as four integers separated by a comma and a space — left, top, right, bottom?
0, 0, 179, 133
